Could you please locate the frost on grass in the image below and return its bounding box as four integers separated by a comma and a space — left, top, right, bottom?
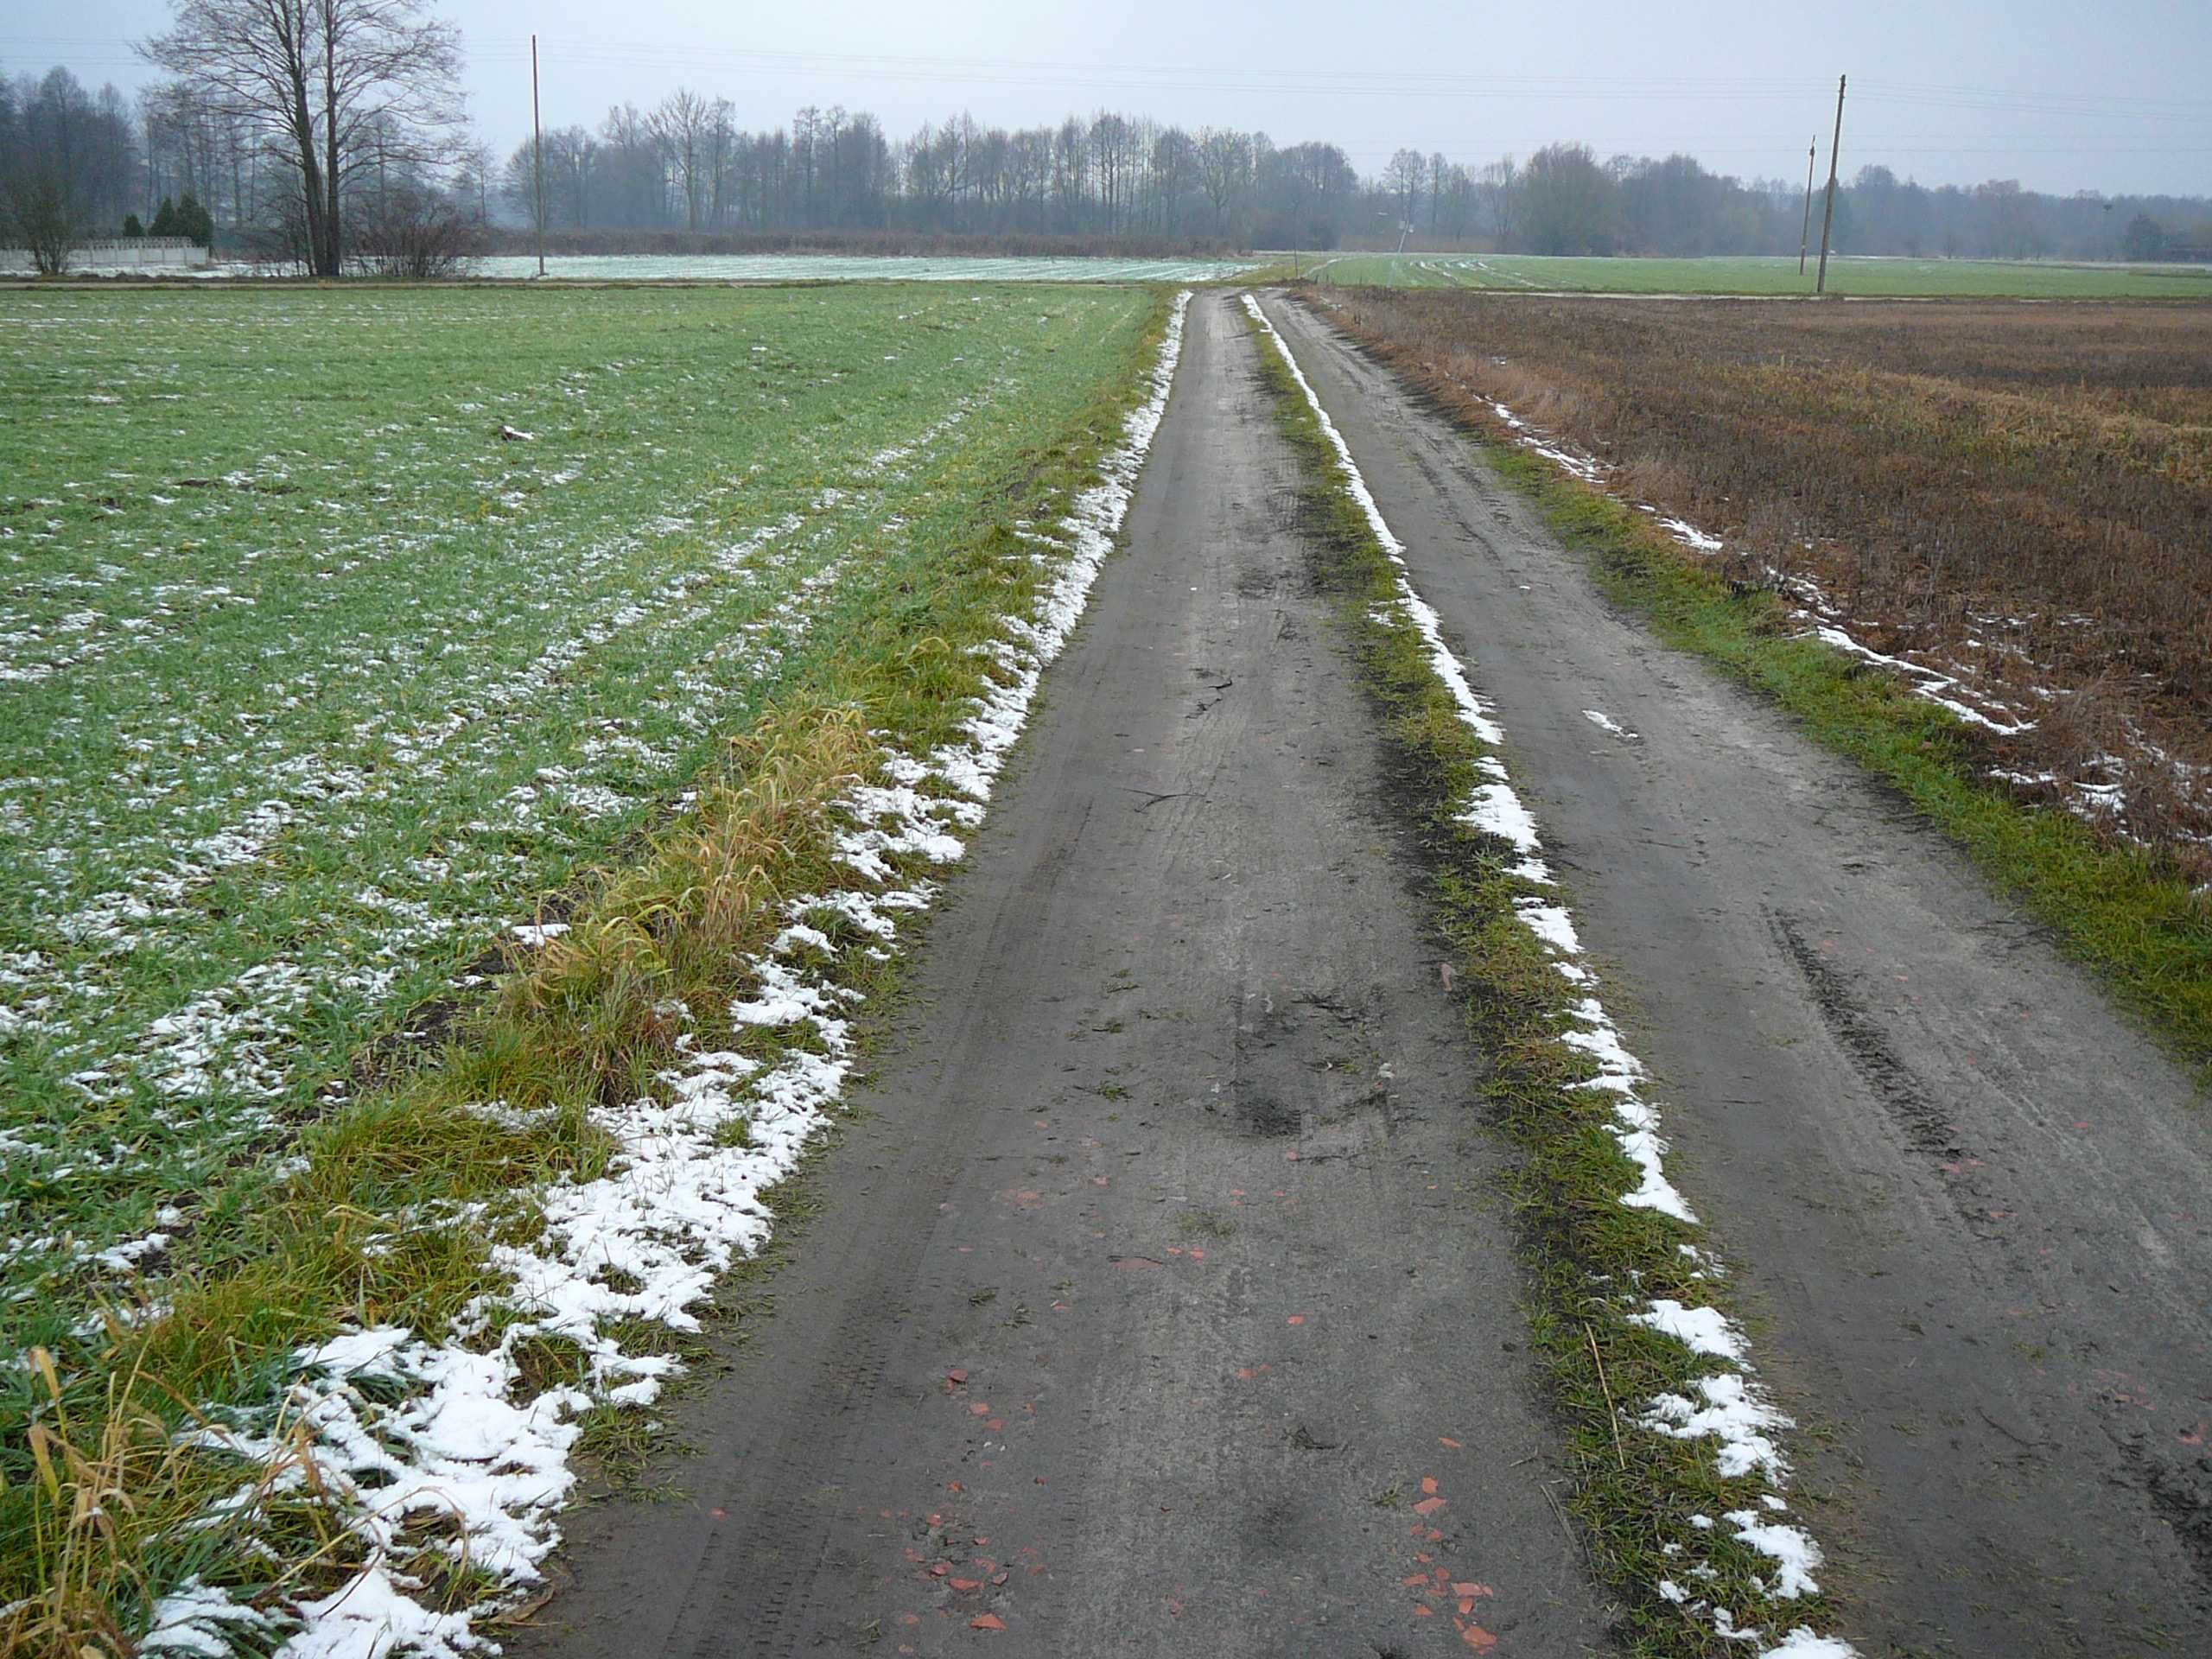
140, 291, 1192, 1659
1246, 291, 1855, 1659
3, 284, 1142, 1359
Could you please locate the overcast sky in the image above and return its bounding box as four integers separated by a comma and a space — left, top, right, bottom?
8, 0, 2209, 196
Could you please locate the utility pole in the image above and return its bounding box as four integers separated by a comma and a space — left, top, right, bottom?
1798, 138, 1817, 275
531, 34, 546, 278
1815, 74, 1846, 296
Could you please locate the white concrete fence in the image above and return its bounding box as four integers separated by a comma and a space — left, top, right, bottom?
0, 237, 212, 272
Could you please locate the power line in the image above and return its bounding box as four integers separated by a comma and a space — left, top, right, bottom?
8, 35, 2205, 120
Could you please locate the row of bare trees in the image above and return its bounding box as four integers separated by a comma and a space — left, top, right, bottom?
1380, 142, 2212, 261
1, 69, 138, 269
12, 5, 2212, 270
496, 101, 1372, 245
490, 93, 2212, 261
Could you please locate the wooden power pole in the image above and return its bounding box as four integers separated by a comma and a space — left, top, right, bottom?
1798, 138, 1817, 275
1815, 74, 1846, 295
531, 35, 546, 278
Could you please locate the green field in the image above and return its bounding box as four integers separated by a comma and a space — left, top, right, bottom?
0, 280, 1167, 1644
1286, 250, 2212, 298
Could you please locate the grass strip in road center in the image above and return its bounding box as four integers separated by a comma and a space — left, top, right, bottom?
1244, 292, 1854, 1659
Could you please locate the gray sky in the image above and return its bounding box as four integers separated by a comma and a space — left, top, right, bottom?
9, 0, 2210, 196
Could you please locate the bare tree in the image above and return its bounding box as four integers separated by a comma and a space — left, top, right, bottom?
1053, 116, 1087, 229
352, 177, 472, 275
1196, 128, 1249, 232
140, 0, 463, 276
1474, 156, 1519, 251
1518, 142, 1615, 256
450, 135, 492, 223
650, 88, 718, 232
1091, 111, 1128, 232
1382, 148, 1425, 236
1150, 125, 1193, 236
7, 173, 79, 272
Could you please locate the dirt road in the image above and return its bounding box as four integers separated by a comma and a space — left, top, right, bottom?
514, 293, 1610, 1656
1261, 291, 2212, 1656
516, 290, 2211, 1657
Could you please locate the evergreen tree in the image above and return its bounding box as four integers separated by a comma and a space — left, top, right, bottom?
2122, 213, 2166, 262
123, 213, 145, 237
176, 191, 214, 245
149, 196, 179, 236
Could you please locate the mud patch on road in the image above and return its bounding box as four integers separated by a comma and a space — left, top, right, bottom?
2130, 1440, 2212, 1605
1228, 986, 1395, 1142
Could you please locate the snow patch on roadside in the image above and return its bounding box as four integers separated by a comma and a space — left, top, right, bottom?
1633, 1299, 1748, 1362
1726, 1510, 1827, 1599
143, 292, 1193, 1659
1463, 784, 1540, 851
1246, 290, 1854, 1659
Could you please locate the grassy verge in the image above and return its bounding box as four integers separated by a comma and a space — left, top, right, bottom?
1482, 445, 2212, 1086
1295, 296, 2212, 1084
1246, 302, 1849, 1656
6, 289, 1178, 1656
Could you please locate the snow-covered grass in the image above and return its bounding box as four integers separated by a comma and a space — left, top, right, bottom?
1247, 291, 1854, 1659
0, 280, 1181, 1651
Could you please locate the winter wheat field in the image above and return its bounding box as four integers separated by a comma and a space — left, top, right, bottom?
0, 280, 1183, 1652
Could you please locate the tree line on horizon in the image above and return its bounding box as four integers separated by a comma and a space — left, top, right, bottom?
496, 107, 2209, 266
5, 41, 2209, 269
